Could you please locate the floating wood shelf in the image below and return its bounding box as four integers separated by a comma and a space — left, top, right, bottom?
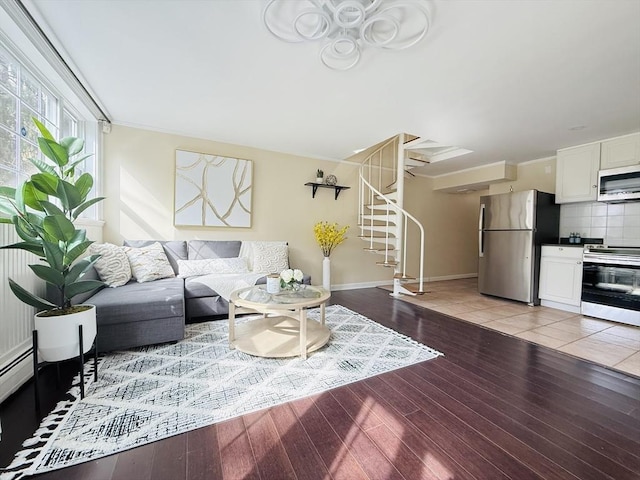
304, 182, 351, 200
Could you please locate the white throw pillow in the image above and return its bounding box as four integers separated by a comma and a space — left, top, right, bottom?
89, 243, 132, 287
177, 257, 249, 278
123, 242, 175, 283
251, 242, 289, 274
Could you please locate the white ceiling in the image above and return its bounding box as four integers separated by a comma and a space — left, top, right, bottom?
24, 0, 640, 176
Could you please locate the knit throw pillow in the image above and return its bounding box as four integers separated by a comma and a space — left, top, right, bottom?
177, 257, 249, 278
123, 242, 175, 283
89, 243, 132, 287
251, 242, 289, 274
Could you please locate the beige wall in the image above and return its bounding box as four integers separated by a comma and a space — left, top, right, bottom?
102, 125, 483, 287
405, 176, 482, 280
103, 125, 388, 287
489, 157, 556, 195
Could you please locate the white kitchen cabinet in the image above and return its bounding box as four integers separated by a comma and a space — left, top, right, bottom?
555, 143, 600, 203
600, 133, 640, 169
539, 246, 583, 312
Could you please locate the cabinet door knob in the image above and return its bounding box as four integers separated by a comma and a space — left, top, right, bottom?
577, 261, 582, 264
592, 185, 597, 188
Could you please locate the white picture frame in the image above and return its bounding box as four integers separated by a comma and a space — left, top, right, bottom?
174, 150, 253, 227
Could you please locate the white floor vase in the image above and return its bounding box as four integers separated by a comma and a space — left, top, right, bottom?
322, 256, 331, 291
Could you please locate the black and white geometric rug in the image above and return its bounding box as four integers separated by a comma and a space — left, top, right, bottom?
1, 305, 442, 479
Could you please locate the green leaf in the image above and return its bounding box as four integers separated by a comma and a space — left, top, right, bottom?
56, 179, 82, 210
32, 117, 55, 141
28, 156, 56, 176
65, 240, 93, 265
65, 280, 104, 298
72, 197, 104, 220
66, 255, 100, 284
0, 198, 17, 216
42, 240, 64, 271
8, 278, 56, 311
39, 200, 65, 217
60, 136, 84, 156
42, 214, 76, 242
22, 181, 48, 211
0, 186, 16, 199
38, 137, 69, 167
0, 216, 13, 224
67, 153, 93, 172
75, 173, 93, 199
30, 264, 65, 287
30, 173, 59, 195
15, 182, 25, 212
15, 216, 39, 242
0, 241, 44, 256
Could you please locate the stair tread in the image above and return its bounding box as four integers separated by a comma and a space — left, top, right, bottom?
393, 273, 416, 280
376, 261, 398, 267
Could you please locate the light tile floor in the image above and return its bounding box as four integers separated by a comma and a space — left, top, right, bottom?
385, 278, 640, 377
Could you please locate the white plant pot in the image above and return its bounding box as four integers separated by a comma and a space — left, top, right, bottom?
316, 177, 324, 183
34, 305, 97, 362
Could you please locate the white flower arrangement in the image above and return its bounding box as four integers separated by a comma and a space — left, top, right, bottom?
280, 268, 304, 289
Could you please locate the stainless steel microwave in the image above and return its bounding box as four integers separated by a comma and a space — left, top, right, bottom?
598, 165, 640, 203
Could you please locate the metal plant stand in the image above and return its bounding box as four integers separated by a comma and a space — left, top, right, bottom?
32, 325, 98, 416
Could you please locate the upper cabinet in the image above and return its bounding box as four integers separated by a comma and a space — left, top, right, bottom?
600, 133, 640, 170
555, 143, 600, 203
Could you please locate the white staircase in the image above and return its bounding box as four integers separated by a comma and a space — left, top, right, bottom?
358, 134, 426, 297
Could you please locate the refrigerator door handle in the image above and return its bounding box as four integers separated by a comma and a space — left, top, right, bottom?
479, 204, 485, 257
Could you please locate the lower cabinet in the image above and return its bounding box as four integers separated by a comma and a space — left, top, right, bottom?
539, 246, 583, 312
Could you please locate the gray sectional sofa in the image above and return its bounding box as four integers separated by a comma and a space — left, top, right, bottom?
74, 240, 305, 353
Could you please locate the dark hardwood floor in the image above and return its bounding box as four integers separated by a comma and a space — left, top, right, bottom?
2, 287, 639, 479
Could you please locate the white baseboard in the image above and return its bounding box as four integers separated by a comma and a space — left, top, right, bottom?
540, 299, 581, 314
330, 273, 478, 291
0, 340, 33, 403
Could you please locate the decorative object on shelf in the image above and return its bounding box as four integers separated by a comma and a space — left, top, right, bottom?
279, 268, 304, 291
316, 168, 324, 183
0, 118, 105, 362
174, 150, 253, 228
325, 174, 338, 186
262, 0, 431, 71
314, 221, 349, 291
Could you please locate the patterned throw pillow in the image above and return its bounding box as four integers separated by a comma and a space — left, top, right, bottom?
123, 242, 175, 283
176, 257, 249, 278
89, 243, 132, 287
251, 242, 289, 274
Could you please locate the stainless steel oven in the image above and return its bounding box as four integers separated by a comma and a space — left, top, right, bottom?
581, 245, 640, 326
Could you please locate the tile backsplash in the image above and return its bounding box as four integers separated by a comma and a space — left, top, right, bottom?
559, 202, 640, 247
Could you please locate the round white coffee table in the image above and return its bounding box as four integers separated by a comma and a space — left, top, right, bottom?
228, 285, 330, 360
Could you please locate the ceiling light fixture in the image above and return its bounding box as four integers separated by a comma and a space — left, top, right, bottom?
262, 0, 431, 71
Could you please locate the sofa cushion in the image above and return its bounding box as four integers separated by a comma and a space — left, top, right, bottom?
88, 277, 184, 326
89, 243, 132, 287
188, 240, 241, 260
124, 242, 175, 283
251, 241, 289, 273
123, 240, 187, 275
184, 277, 218, 299
177, 257, 249, 278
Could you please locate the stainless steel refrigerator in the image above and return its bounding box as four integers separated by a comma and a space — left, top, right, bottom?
478, 190, 560, 305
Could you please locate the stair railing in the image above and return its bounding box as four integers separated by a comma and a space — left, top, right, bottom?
358, 137, 425, 293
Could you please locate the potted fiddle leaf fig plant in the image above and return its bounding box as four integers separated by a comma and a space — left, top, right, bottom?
0, 118, 105, 361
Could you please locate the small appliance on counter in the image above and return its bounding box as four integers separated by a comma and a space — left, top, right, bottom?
478, 190, 560, 305
581, 244, 640, 326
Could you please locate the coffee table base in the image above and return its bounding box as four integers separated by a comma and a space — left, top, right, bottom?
232, 315, 330, 358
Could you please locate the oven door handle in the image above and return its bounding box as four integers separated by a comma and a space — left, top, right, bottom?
583, 255, 640, 267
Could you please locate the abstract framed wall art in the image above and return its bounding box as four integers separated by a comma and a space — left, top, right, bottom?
174, 150, 253, 227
